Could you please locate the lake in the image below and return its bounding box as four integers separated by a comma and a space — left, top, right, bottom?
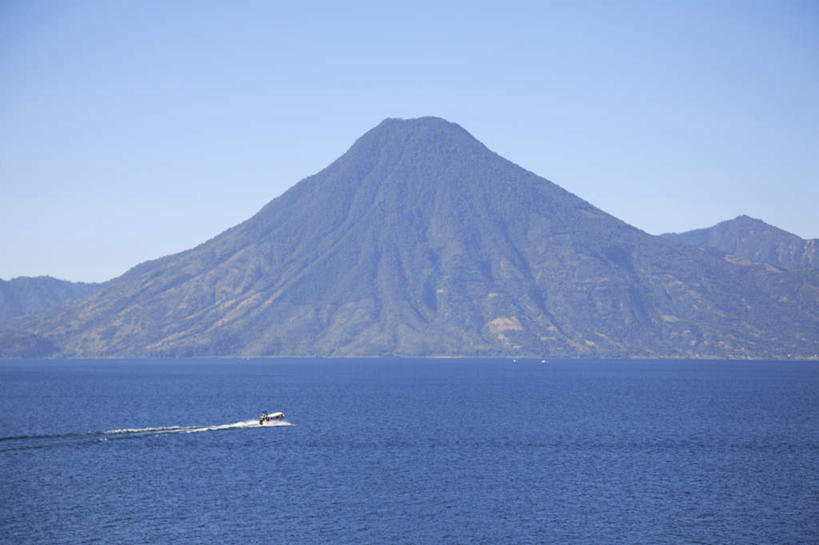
1, 358, 817, 544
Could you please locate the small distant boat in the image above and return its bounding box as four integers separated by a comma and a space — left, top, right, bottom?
259, 411, 285, 425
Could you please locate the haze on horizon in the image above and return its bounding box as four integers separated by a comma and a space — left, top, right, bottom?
2, 1, 817, 283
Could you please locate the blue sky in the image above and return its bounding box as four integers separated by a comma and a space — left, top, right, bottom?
2, 1, 817, 282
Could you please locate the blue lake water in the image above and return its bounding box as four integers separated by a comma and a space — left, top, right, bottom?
1, 358, 817, 544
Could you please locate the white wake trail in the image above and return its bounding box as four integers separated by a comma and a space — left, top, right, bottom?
104, 419, 292, 436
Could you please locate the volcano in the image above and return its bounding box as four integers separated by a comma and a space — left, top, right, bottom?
15, 117, 819, 358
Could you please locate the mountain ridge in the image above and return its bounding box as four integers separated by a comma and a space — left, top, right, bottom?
0, 276, 101, 321
8, 117, 819, 359
663, 215, 818, 271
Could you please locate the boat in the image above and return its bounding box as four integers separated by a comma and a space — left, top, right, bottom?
259, 411, 285, 425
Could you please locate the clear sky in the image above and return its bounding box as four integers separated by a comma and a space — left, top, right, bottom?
2, 1, 817, 282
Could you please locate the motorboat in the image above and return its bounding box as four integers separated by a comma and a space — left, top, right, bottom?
259, 411, 285, 425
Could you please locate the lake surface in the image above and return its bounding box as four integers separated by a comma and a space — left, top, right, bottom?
1, 358, 817, 544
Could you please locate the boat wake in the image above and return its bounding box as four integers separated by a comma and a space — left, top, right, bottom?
104, 418, 292, 436
0, 418, 292, 452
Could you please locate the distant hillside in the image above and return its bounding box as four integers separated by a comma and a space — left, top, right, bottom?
0, 328, 59, 358
0, 277, 101, 321
663, 216, 818, 271
9, 118, 819, 359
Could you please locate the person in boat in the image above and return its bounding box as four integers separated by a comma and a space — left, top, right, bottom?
260, 412, 267, 425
